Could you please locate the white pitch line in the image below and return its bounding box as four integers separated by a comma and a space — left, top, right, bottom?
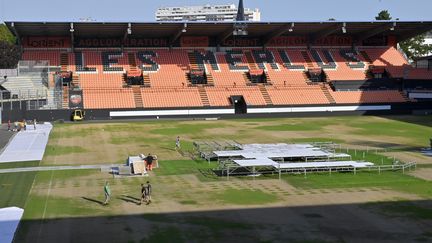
36, 170, 54, 243
36, 127, 60, 243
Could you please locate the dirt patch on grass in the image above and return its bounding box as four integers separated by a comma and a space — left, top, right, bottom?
410, 168, 432, 181
43, 117, 430, 165
23, 166, 428, 243
382, 152, 432, 165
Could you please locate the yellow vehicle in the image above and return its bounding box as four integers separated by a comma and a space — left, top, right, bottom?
72, 109, 85, 121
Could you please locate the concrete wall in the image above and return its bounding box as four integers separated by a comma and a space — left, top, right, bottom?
1, 101, 431, 123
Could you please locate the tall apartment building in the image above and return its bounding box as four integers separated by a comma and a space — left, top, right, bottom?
155, 4, 260, 22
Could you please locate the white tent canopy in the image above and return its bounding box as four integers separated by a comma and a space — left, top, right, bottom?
0, 207, 24, 243
0, 123, 52, 163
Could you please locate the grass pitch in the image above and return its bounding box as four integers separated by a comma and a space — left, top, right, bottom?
2, 115, 432, 242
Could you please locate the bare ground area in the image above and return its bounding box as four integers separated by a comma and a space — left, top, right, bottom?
41, 117, 430, 165
382, 152, 432, 165
19, 117, 432, 242
19, 170, 431, 243
409, 168, 432, 181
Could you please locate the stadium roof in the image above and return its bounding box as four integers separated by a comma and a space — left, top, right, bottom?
5, 21, 432, 44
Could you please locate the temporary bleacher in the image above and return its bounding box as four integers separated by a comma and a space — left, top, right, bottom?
214, 143, 374, 175
1, 75, 48, 99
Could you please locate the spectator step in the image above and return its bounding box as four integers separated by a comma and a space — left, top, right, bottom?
360, 51, 373, 64
302, 71, 311, 82
143, 74, 151, 87
264, 71, 273, 85
198, 86, 210, 106
122, 74, 128, 86
324, 71, 330, 82
243, 73, 251, 84
206, 72, 215, 86
185, 73, 192, 85
258, 85, 273, 105
62, 86, 69, 109
60, 53, 69, 72
72, 74, 80, 88
301, 51, 315, 68
364, 69, 373, 79
320, 84, 336, 104
245, 51, 258, 70
188, 52, 199, 70
128, 52, 137, 67
132, 86, 144, 108
399, 91, 414, 102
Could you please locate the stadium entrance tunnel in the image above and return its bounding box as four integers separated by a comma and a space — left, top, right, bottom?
230, 95, 247, 114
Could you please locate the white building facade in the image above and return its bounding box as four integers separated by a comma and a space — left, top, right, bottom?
155, 4, 260, 22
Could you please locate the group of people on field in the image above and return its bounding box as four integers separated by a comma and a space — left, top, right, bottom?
101, 136, 181, 206
7, 119, 37, 132
103, 181, 152, 205
140, 153, 155, 171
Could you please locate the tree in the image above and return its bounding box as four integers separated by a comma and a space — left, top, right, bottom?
0, 41, 20, 69
375, 10, 431, 60
375, 10, 392, 20
399, 34, 432, 61
0, 24, 16, 44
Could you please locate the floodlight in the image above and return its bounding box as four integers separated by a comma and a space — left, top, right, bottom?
288, 22, 295, 32
390, 22, 396, 31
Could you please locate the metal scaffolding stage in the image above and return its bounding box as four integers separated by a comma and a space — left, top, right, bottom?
194, 142, 417, 179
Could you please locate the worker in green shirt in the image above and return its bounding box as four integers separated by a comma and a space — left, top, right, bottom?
103, 181, 111, 205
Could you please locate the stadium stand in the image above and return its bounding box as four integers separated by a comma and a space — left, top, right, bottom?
83, 88, 135, 109
330, 90, 407, 104
8, 20, 432, 113
205, 86, 267, 106
141, 87, 203, 108
363, 47, 409, 78
266, 85, 330, 105
325, 49, 368, 81
17, 47, 423, 109
22, 50, 61, 67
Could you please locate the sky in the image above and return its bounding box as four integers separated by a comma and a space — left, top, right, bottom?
0, 0, 431, 22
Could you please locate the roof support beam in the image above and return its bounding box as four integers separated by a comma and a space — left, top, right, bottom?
70, 23, 75, 52
354, 23, 395, 44
262, 23, 292, 46
123, 23, 131, 42
397, 25, 432, 42
218, 26, 234, 45
309, 23, 343, 43
121, 23, 131, 51
9, 22, 21, 46
169, 23, 187, 46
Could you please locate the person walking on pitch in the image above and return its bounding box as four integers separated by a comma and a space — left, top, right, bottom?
140, 183, 147, 205
103, 181, 111, 205
175, 136, 181, 150
145, 181, 152, 204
